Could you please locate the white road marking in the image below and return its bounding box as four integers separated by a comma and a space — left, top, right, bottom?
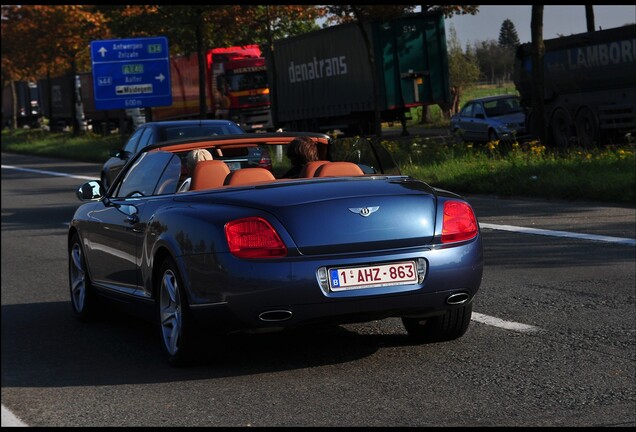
1, 164, 97, 181
480, 223, 635, 246
471, 312, 540, 333
1, 404, 27, 427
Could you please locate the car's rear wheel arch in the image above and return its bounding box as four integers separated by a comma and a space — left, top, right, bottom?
151, 245, 196, 306
152, 246, 177, 299
67, 227, 79, 248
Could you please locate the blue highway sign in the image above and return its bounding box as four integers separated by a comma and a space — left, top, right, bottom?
90, 37, 172, 110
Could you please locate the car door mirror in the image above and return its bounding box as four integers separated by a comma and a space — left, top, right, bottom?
76, 181, 104, 201
475, 113, 485, 119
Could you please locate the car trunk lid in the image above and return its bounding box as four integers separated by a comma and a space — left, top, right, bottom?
201, 177, 438, 255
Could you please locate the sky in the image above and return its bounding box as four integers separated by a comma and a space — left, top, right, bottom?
444, 5, 636, 47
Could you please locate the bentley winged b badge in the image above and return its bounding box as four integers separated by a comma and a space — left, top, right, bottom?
348, 206, 380, 217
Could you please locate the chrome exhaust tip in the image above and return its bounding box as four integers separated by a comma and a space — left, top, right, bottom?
446, 292, 470, 305
258, 310, 293, 322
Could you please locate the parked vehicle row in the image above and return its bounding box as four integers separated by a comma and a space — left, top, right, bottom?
4, 11, 454, 137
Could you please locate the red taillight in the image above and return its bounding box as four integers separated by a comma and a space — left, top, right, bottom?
225, 217, 287, 258
441, 201, 478, 244
258, 149, 273, 170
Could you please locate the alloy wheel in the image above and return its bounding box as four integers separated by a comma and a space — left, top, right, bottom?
159, 268, 182, 356
69, 242, 86, 313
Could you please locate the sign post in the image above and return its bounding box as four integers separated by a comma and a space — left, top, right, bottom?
90, 37, 172, 111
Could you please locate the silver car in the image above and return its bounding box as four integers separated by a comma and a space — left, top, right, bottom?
450, 95, 528, 143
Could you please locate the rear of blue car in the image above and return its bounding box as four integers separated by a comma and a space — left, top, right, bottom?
165, 178, 483, 338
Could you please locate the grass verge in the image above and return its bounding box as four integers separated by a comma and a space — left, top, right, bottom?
2, 128, 635, 205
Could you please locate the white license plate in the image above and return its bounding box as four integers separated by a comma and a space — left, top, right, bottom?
329, 261, 417, 291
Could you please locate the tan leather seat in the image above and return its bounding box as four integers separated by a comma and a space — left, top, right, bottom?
223, 167, 276, 186
314, 161, 364, 177
190, 160, 231, 190
299, 160, 330, 178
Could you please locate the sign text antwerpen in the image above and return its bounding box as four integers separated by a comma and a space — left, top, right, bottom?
90, 37, 172, 110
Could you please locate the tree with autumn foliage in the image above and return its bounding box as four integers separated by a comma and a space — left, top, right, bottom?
2, 5, 109, 132
217, 5, 325, 46
93, 5, 325, 55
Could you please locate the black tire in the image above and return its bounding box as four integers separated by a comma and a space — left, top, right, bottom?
452, 128, 465, 144
402, 302, 473, 343
156, 258, 200, 366
68, 233, 98, 321
549, 109, 572, 151
575, 107, 599, 150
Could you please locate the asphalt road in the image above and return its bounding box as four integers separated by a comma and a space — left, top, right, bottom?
2, 152, 634, 427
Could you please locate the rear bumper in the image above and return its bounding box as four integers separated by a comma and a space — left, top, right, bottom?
190, 288, 476, 335
182, 237, 483, 334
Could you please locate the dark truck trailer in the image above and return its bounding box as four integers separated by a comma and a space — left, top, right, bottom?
267, 12, 450, 135
514, 24, 636, 148
1, 81, 40, 128
38, 73, 143, 133
38, 74, 81, 131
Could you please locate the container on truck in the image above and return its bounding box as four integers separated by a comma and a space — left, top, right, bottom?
37, 74, 81, 132
266, 11, 450, 135
513, 24, 636, 148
